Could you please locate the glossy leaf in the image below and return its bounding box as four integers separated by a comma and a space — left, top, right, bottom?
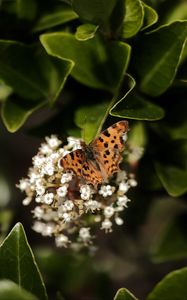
114, 288, 138, 300
75, 24, 99, 40
120, 0, 144, 38
1, 0, 37, 20
72, 0, 117, 25
75, 102, 109, 144
0, 40, 73, 102
1, 98, 45, 132
133, 21, 187, 96
40, 33, 131, 93
141, 2, 158, 30
16, 0, 37, 20
147, 267, 187, 300
111, 93, 165, 120
33, 4, 78, 32
164, 2, 187, 24
151, 215, 187, 262
0, 80, 13, 101
0, 280, 38, 300
0, 223, 47, 300
155, 162, 187, 196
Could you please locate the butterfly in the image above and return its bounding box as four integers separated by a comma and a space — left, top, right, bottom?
60, 120, 129, 187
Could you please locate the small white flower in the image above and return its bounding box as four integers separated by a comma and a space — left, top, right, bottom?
55, 234, 70, 247
42, 160, 55, 176
46, 135, 61, 149
63, 212, 71, 222
117, 195, 131, 208
118, 181, 129, 194
39, 143, 52, 155
104, 206, 114, 218
32, 155, 45, 168
29, 170, 40, 184
32, 221, 45, 233
35, 196, 42, 203
116, 170, 127, 183
128, 178, 137, 187
79, 227, 91, 242
17, 179, 30, 191
66, 137, 82, 150
22, 197, 32, 206
43, 193, 54, 205
80, 185, 93, 200
57, 185, 68, 197
84, 200, 101, 212
33, 206, 44, 219
99, 185, 115, 197
36, 185, 45, 196
42, 223, 55, 236
115, 217, 124, 225
63, 200, 74, 211
101, 219, 112, 232
60, 173, 73, 184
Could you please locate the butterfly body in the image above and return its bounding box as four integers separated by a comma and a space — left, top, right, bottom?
60, 121, 129, 187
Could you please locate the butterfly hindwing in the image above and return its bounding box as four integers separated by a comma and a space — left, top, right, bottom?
60, 149, 85, 177
81, 161, 103, 186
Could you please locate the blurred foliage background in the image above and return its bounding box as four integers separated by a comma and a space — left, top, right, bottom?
0, 0, 187, 299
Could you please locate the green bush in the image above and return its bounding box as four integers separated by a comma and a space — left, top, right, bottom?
0, 0, 187, 299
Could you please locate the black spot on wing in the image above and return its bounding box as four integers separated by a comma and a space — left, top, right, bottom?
103, 130, 110, 137
99, 137, 104, 142
105, 150, 110, 156
70, 152, 74, 159
104, 142, 108, 148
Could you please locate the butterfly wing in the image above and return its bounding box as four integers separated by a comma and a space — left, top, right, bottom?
60, 149, 86, 177
90, 121, 129, 180
60, 148, 103, 186
81, 160, 103, 186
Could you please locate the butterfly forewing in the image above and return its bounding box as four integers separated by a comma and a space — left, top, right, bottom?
90, 121, 128, 179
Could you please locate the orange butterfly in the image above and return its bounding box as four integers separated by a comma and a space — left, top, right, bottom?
60, 121, 129, 187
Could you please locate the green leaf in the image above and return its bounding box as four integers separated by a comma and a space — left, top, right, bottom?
120, 0, 144, 38
33, 4, 78, 32
128, 122, 147, 149
1, 98, 45, 132
114, 288, 138, 300
0, 280, 38, 300
0, 40, 73, 102
72, 0, 117, 25
147, 267, 187, 300
111, 93, 165, 120
155, 162, 187, 197
40, 33, 131, 93
133, 21, 187, 96
16, 0, 37, 20
164, 2, 187, 24
151, 215, 187, 262
75, 74, 135, 143
141, 2, 158, 30
0, 81, 13, 101
0, 223, 48, 300
1, 0, 37, 20
75, 102, 109, 144
75, 24, 99, 41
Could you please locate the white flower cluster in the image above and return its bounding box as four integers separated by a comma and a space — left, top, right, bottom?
17, 135, 137, 249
